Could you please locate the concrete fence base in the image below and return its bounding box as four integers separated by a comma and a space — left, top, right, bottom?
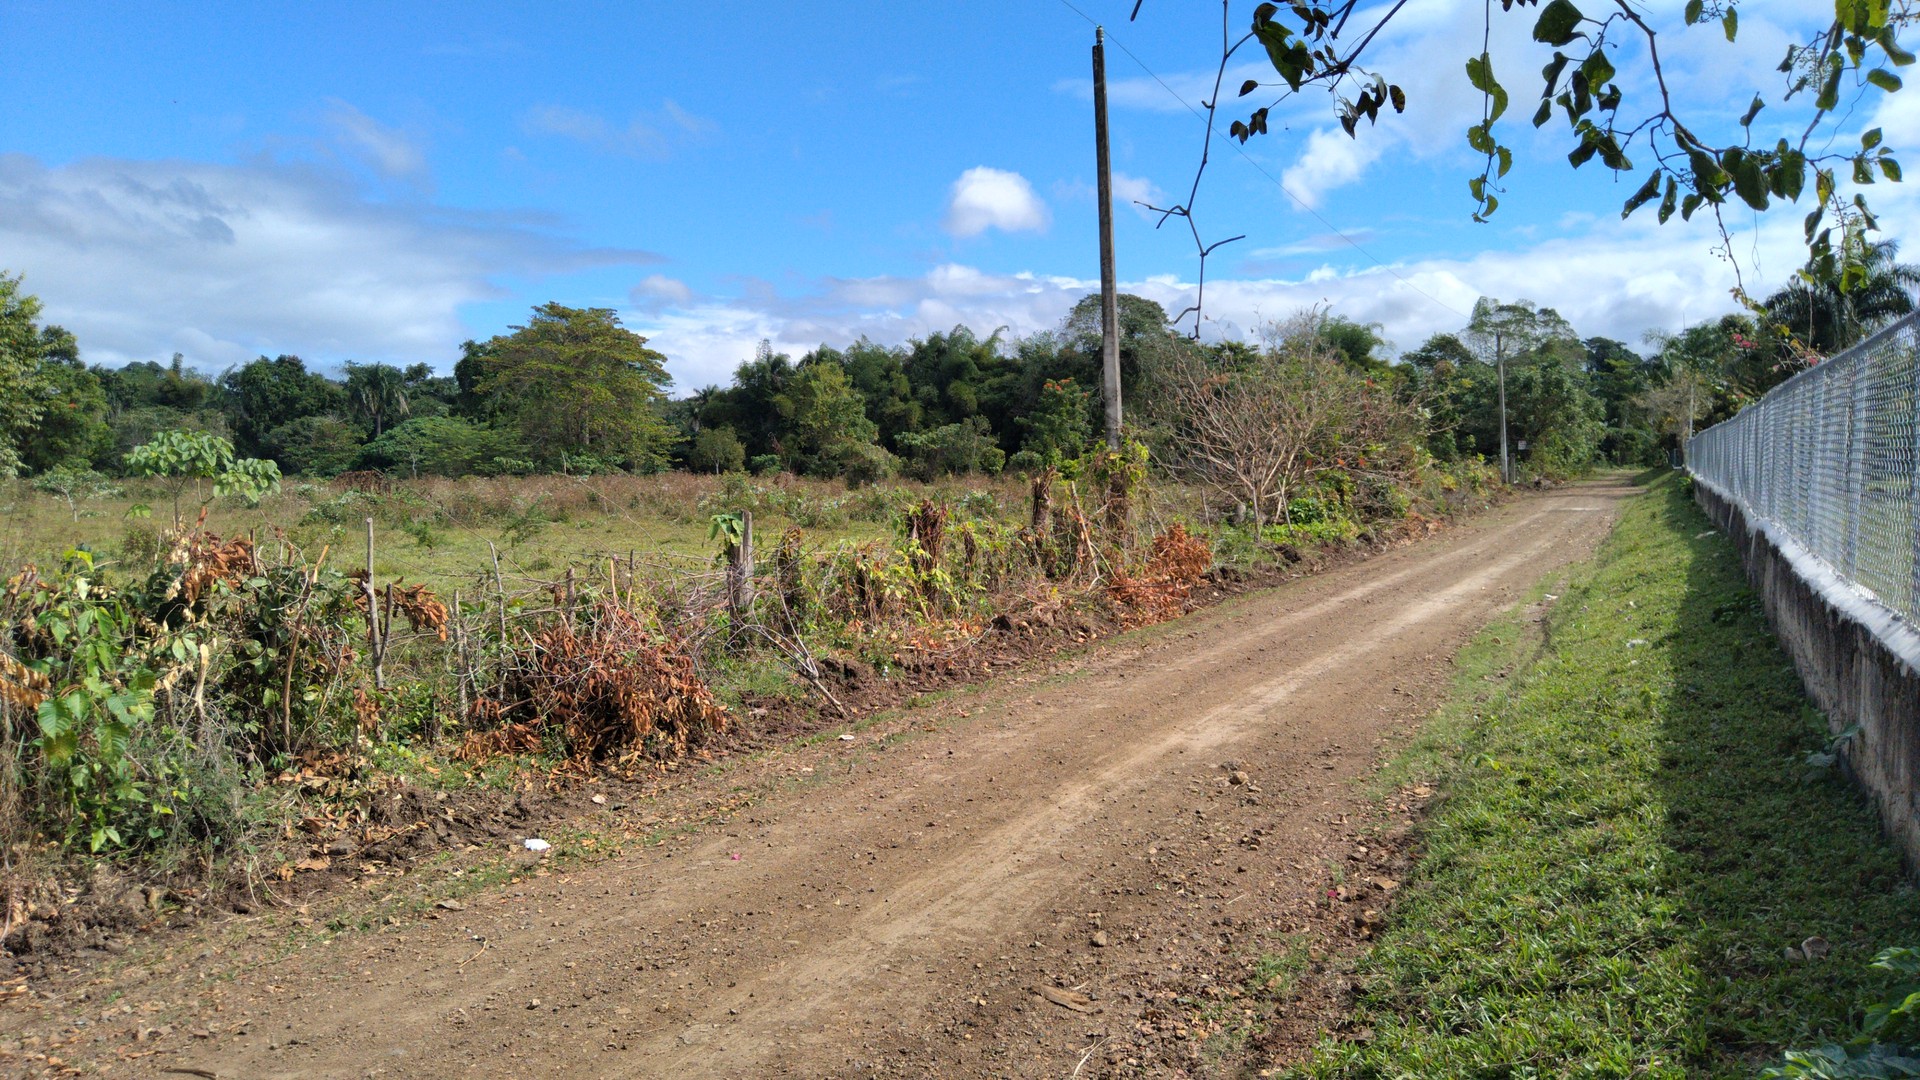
1695, 481, 1920, 869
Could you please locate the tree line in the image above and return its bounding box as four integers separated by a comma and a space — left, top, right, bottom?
1, 249, 1912, 494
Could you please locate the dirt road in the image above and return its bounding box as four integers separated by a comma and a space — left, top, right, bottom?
17, 481, 1629, 1079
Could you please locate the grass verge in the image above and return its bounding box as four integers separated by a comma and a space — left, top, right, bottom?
1288, 474, 1920, 1078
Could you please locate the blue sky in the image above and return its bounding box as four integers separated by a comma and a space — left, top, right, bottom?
2, 0, 1907, 391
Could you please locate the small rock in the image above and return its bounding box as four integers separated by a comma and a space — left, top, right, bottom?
326, 839, 353, 857
1801, 936, 1831, 960
591, 794, 607, 805
527, 999, 541, 1010
434, 899, 466, 911
1229, 771, 1250, 786
1090, 930, 1111, 948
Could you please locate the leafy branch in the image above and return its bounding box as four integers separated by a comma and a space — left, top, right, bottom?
1132, 0, 1912, 316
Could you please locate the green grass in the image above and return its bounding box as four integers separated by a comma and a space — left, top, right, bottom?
1289, 474, 1920, 1079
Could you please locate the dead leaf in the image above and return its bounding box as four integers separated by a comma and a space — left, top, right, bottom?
1032, 985, 1094, 1013
435, 899, 467, 911
292, 857, 330, 873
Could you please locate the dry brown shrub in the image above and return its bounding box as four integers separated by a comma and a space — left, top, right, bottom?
164, 515, 257, 609
459, 600, 726, 771
1108, 523, 1213, 628
389, 583, 449, 640
332, 470, 395, 495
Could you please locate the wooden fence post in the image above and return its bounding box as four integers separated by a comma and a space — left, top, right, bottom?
728, 510, 756, 624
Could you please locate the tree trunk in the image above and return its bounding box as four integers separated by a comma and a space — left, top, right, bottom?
727, 510, 756, 624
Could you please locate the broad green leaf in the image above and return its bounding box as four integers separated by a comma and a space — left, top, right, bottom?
1881, 157, 1903, 181
1864, 126, 1884, 149
1722, 7, 1737, 41
1657, 176, 1679, 223
1732, 158, 1770, 210
1739, 95, 1765, 127
1581, 49, 1615, 93
1533, 0, 1583, 46
1867, 67, 1904, 91
1622, 169, 1662, 217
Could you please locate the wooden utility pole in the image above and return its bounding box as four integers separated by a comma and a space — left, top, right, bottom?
1495, 329, 1510, 484
1093, 26, 1123, 450
364, 518, 386, 690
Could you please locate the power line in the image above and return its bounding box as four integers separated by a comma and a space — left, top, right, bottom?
1053, 0, 1468, 323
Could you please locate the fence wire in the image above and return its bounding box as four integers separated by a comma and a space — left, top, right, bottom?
1687, 311, 1920, 628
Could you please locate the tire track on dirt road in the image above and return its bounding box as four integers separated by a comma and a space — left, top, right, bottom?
138, 481, 1627, 1079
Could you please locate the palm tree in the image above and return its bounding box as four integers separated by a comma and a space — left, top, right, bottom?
1763, 240, 1920, 356
345, 362, 410, 438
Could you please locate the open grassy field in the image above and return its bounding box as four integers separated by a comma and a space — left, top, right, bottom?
0, 470, 1058, 596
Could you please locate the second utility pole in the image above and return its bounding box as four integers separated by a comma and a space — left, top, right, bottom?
1093, 26, 1122, 450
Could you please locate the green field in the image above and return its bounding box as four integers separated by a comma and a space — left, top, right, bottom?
0, 470, 1045, 597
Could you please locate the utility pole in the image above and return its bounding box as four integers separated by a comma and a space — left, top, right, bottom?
1496, 328, 1510, 484
1093, 26, 1123, 450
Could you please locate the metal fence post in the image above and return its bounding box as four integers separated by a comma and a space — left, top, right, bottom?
1847, 357, 1869, 579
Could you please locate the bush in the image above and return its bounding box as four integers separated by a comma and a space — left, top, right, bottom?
896, 417, 1003, 480
748, 454, 782, 476
359, 416, 528, 478
837, 442, 896, 489
1006, 449, 1046, 475
687, 427, 747, 474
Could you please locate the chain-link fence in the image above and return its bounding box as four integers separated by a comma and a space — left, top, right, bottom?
1687, 311, 1920, 629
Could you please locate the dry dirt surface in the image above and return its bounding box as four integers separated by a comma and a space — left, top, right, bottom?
2, 480, 1630, 1079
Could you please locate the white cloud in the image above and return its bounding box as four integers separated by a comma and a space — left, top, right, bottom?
633, 206, 1837, 391
322, 99, 428, 184
943, 167, 1051, 237
630, 273, 694, 308
0, 153, 658, 371
520, 100, 715, 160
1111, 171, 1168, 217
1280, 128, 1386, 210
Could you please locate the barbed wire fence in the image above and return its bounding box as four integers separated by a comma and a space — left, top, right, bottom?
1686, 311, 1920, 631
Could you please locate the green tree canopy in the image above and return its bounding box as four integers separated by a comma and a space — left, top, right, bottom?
344, 362, 411, 438
221, 355, 346, 461
468, 303, 677, 472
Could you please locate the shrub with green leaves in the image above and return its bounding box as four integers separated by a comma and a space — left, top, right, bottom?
125, 428, 281, 524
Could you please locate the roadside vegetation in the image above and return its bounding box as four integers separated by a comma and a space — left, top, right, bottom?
1286, 474, 1920, 1078
0, 289, 1513, 965
1, 248, 1911, 975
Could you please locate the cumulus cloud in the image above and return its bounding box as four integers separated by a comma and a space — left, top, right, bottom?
630, 273, 695, 308
0, 153, 659, 371
1111, 172, 1169, 218
520, 100, 716, 160
632, 206, 1835, 391
943, 167, 1051, 237
322, 100, 429, 184
1280, 128, 1386, 210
